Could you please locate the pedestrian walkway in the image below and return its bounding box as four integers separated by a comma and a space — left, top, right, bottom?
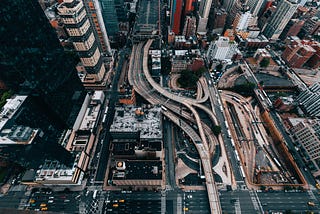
161, 190, 166, 214
234, 198, 241, 214
308, 190, 317, 200
249, 190, 259, 211
177, 194, 182, 214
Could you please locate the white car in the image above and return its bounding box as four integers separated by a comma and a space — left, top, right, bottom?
48, 200, 54, 203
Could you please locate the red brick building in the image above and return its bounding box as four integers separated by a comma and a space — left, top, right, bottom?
282, 37, 318, 68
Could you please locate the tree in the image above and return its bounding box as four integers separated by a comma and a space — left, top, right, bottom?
212, 125, 221, 136
259, 58, 270, 67
216, 63, 223, 71
233, 82, 256, 95
260, 185, 266, 191
178, 70, 199, 88
161, 56, 171, 75
0, 90, 13, 109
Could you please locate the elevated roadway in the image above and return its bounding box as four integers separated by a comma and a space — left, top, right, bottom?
128, 40, 221, 213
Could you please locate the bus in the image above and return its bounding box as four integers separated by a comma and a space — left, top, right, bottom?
258, 93, 265, 101
102, 114, 107, 123
243, 105, 249, 113
161, 105, 168, 111
273, 157, 281, 168
93, 190, 98, 200
235, 150, 240, 163
227, 130, 231, 138
224, 121, 229, 129
232, 96, 240, 103
230, 139, 235, 148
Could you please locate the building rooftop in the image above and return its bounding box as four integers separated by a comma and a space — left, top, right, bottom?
0, 95, 27, 130
35, 155, 83, 184
112, 160, 162, 180
0, 126, 39, 145
110, 106, 162, 140
73, 92, 102, 132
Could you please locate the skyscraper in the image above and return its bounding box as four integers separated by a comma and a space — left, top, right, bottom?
197, 0, 213, 34
0, 0, 85, 129
247, 0, 266, 17
184, 0, 196, 15
100, 0, 119, 38
183, 16, 197, 37
0, 0, 86, 167
222, 0, 242, 28
58, 0, 106, 83
262, 0, 298, 40
170, 0, 183, 34
84, 0, 112, 55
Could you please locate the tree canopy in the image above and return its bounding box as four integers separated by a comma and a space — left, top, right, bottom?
259, 58, 270, 67
178, 68, 206, 88
233, 82, 256, 95
0, 90, 13, 109
212, 125, 221, 136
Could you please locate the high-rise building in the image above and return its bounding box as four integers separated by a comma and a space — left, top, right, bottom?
299, 16, 320, 38
0, 95, 73, 167
282, 36, 320, 68
0, 0, 86, 167
206, 37, 239, 61
262, 0, 298, 40
197, 0, 213, 34
223, 0, 242, 28
289, 118, 320, 177
246, 0, 266, 17
99, 0, 127, 40
183, 16, 197, 37
209, 8, 227, 34
297, 82, 320, 117
58, 0, 106, 83
0, 0, 85, 129
84, 0, 112, 55
184, 0, 196, 14
279, 19, 304, 40
233, 11, 256, 32
170, 0, 183, 34
100, 0, 119, 38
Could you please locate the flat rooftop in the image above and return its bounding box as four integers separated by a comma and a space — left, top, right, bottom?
113, 160, 162, 180
34, 155, 82, 183
110, 106, 162, 140
0, 95, 27, 130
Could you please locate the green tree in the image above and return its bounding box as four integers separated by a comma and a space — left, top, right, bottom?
0, 90, 13, 109
216, 63, 223, 71
260, 185, 266, 191
212, 125, 221, 136
178, 67, 206, 88
233, 82, 256, 95
259, 58, 270, 67
161, 57, 171, 75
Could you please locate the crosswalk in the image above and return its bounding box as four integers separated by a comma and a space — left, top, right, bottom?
177, 194, 182, 214
308, 190, 316, 200
161, 190, 166, 214
234, 198, 241, 214
249, 190, 260, 211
